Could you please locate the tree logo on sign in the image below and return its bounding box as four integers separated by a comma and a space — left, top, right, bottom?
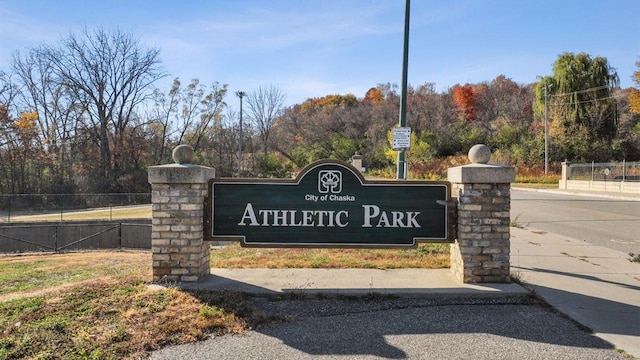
318, 170, 342, 194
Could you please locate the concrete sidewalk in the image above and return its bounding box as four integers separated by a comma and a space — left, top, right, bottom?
183, 268, 527, 299
511, 226, 640, 358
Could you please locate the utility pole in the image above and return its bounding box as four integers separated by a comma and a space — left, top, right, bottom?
235, 90, 246, 177
544, 84, 549, 176
396, 0, 410, 180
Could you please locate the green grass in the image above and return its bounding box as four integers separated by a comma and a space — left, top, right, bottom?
0, 252, 149, 296
514, 174, 561, 186
6, 205, 151, 222
210, 243, 450, 269
509, 213, 524, 228
512, 182, 559, 189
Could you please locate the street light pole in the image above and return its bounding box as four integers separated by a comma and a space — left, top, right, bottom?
235, 90, 246, 177
396, 0, 410, 180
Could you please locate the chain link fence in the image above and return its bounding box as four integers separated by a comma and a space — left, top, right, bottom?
0, 193, 152, 253
0, 193, 151, 223
0, 221, 151, 253
568, 161, 640, 182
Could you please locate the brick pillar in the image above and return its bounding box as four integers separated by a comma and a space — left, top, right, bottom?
148, 145, 215, 282
447, 145, 515, 283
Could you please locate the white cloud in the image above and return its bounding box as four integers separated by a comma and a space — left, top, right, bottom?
144, 2, 399, 57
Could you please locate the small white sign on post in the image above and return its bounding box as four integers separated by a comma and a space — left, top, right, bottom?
392, 127, 411, 150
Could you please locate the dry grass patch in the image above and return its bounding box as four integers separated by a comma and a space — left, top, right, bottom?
0, 244, 450, 359
0, 279, 266, 359
0, 252, 279, 359
211, 243, 450, 269
0, 252, 151, 298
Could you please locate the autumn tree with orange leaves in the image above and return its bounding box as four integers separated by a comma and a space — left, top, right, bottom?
0, 110, 42, 193
363, 87, 384, 105
452, 84, 477, 121
630, 60, 640, 114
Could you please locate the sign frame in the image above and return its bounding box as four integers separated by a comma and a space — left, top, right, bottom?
205, 160, 453, 248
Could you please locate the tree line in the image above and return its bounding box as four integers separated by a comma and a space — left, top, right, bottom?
1, 28, 639, 195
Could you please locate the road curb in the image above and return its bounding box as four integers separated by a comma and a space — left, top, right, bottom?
512, 187, 640, 201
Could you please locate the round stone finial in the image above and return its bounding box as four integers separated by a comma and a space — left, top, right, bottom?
468, 144, 491, 164
172, 144, 194, 164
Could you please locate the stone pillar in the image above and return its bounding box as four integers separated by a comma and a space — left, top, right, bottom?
447, 144, 515, 283
559, 161, 571, 189
350, 152, 365, 173
148, 145, 215, 282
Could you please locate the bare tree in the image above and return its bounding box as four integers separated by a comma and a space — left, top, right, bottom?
41, 27, 165, 191
11, 50, 83, 191
149, 78, 181, 164
0, 70, 20, 111
149, 78, 227, 155
180, 80, 227, 151
245, 84, 286, 155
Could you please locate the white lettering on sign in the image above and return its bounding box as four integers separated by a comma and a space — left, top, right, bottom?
237, 203, 420, 229
330, 194, 356, 202
238, 203, 349, 228
304, 194, 356, 202
305, 194, 319, 202
361, 205, 421, 228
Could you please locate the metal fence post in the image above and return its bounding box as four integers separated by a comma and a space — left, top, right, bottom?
60, 195, 64, 222
54, 224, 59, 253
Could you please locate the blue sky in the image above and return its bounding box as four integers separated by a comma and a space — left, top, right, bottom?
1, 0, 638, 107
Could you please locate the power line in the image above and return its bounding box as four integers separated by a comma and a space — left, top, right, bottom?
546, 83, 623, 106
549, 85, 611, 98
549, 95, 617, 106
549, 90, 627, 106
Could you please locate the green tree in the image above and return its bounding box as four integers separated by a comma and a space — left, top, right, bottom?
536, 52, 619, 161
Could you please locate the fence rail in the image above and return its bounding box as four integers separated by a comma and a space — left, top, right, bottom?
0, 193, 151, 223
568, 161, 640, 182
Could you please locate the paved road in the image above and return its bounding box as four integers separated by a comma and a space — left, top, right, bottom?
511, 189, 640, 255
149, 298, 626, 360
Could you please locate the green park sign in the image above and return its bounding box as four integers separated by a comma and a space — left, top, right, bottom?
206, 160, 452, 247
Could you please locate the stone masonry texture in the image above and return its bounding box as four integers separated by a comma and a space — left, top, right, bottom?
150, 181, 210, 282
450, 182, 511, 283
